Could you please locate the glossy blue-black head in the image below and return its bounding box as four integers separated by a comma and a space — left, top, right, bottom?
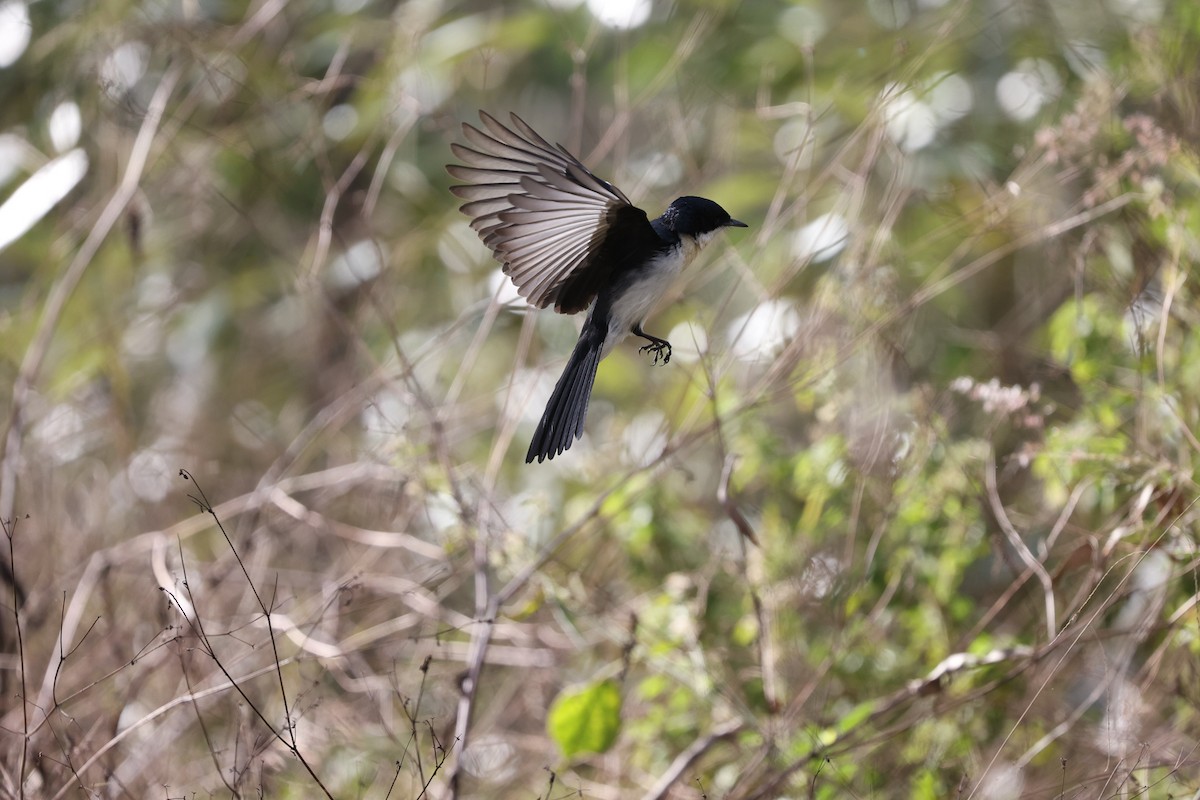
662, 196, 748, 236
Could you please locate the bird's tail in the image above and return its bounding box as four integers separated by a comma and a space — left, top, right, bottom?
526, 326, 605, 463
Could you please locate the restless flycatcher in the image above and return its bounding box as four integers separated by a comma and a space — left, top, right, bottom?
448, 112, 747, 463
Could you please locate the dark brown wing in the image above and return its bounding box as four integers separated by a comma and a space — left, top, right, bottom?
447, 111, 658, 314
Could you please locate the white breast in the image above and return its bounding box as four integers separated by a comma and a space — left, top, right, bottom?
601, 235, 706, 359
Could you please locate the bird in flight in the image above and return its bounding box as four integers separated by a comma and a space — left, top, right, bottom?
448, 111, 747, 463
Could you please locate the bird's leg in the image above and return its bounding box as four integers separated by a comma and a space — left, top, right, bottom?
633, 324, 672, 365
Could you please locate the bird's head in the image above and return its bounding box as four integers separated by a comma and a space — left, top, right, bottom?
661, 196, 748, 247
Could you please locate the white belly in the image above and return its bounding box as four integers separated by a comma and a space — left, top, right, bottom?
601, 239, 700, 358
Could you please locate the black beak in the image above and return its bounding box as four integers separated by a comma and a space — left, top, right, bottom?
727, 218, 749, 228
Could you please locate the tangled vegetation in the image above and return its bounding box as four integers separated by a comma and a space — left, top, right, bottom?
1, 0, 1199, 797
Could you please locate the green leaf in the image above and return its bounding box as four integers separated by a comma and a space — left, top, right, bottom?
547, 679, 622, 758
834, 700, 876, 735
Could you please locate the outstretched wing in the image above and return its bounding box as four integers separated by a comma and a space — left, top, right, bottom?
447, 111, 660, 314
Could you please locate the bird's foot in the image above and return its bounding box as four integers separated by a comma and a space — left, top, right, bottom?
639, 340, 672, 365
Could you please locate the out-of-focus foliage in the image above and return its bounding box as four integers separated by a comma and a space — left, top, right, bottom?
1, 0, 1199, 797
546, 677, 623, 759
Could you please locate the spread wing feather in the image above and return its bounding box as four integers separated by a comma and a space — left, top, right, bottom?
447, 111, 658, 314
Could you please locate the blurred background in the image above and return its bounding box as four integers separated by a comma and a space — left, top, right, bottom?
1, 0, 1199, 797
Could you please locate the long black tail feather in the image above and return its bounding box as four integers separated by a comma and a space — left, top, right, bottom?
526, 326, 605, 463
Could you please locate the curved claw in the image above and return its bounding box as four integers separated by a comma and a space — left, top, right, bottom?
639, 341, 672, 365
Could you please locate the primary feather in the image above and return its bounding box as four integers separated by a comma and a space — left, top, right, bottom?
447, 111, 657, 314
